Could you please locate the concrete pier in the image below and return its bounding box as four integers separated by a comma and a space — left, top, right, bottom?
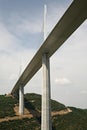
41, 53, 52, 130
19, 86, 24, 115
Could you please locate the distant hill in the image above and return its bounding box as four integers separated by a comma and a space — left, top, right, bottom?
0, 93, 87, 130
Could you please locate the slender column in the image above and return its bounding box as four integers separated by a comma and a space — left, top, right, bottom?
41, 53, 52, 130
19, 86, 24, 115
44, 4, 47, 41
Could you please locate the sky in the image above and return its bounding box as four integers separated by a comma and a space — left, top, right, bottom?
0, 0, 87, 109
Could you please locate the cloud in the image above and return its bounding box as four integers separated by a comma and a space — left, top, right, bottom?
5, 13, 43, 37
0, 21, 36, 94
54, 77, 71, 86
17, 19, 42, 34
0, 23, 13, 49
9, 74, 18, 80
0, 22, 20, 52
46, 0, 72, 35
0, 47, 35, 94
3, 1, 72, 38
80, 90, 87, 95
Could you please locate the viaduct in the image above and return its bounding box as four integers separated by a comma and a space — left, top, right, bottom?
11, 0, 87, 130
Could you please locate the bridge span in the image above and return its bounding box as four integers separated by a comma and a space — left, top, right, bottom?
11, 0, 87, 130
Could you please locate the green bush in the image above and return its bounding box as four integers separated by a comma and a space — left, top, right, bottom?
52, 107, 87, 130
0, 95, 18, 118
0, 118, 40, 130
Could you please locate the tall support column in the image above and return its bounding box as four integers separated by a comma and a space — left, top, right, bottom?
41, 53, 52, 130
19, 86, 24, 115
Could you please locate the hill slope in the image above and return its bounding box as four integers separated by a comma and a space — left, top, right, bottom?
0, 93, 87, 130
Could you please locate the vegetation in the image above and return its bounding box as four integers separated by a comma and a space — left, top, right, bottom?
24, 93, 66, 112
51, 99, 66, 111
0, 93, 87, 130
52, 107, 87, 130
0, 118, 40, 130
0, 95, 18, 118
24, 93, 41, 111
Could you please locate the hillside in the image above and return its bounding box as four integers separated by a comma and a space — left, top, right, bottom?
0, 93, 87, 130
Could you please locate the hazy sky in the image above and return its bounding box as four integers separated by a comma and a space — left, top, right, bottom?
0, 0, 87, 109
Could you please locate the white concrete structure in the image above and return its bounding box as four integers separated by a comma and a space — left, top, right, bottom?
41, 53, 52, 130
19, 86, 24, 115
11, 0, 87, 128
41, 5, 52, 130
43, 5, 47, 41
